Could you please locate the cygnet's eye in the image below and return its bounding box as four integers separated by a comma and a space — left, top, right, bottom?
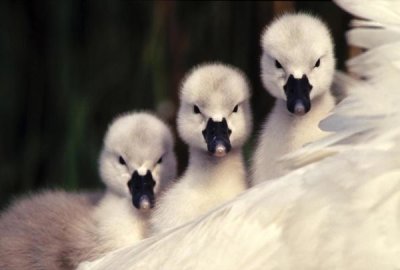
232, 104, 239, 113
275, 59, 283, 69
314, 58, 321, 68
157, 156, 163, 164
118, 156, 126, 166
193, 105, 201, 114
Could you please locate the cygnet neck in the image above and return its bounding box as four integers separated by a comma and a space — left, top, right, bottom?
189, 146, 242, 164
92, 190, 149, 249
186, 146, 247, 187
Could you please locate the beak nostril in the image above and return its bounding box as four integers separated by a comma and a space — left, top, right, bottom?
300, 75, 313, 91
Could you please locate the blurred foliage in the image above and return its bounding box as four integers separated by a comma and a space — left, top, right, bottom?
0, 1, 350, 209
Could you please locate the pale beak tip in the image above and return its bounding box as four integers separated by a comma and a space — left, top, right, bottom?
294, 102, 306, 116
139, 196, 151, 210
214, 145, 227, 157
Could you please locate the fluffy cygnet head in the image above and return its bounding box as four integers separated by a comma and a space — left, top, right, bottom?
177, 63, 252, 157
99, 112, 177, 210
260, 13, 335, 115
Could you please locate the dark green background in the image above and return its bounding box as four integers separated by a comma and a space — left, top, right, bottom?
0, 1, 350, 209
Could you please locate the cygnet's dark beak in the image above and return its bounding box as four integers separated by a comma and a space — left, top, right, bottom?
284, 74, 313, 116
127, 170, 156, 210
202, 118, 232, 157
